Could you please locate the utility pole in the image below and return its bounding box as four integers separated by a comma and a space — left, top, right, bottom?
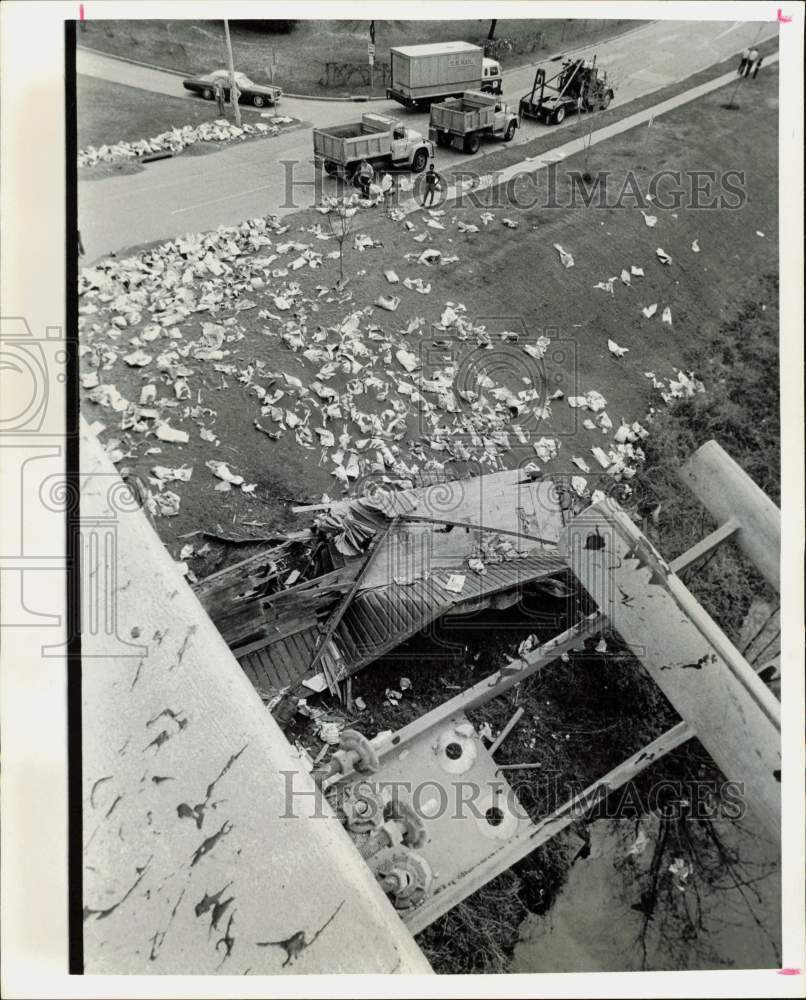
223, 18, 242, 127
368, 20, 376, 93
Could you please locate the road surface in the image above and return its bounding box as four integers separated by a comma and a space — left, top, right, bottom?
78, 20, 777, 260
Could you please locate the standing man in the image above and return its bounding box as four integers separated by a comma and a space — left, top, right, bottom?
746, 47, 760, 77
357, 158, 374, 199
214, 77, 226, 116
381, 173, 396, 216
421, 163, 441, 208
737, 47, 750, 75
752, 54, 764, 79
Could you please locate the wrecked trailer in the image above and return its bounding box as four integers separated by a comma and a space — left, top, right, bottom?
192, 446, 781, 932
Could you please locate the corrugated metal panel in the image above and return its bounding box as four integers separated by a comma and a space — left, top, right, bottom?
331, 554, 566, 680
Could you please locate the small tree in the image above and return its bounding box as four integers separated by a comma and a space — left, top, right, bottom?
322, 195, 358, 287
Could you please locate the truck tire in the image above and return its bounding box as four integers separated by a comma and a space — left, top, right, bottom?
503, 121, 517, 142
411, 149, 429, 173
252, 94, 266, 108
202, 88, 214, 100
552, 106, 567, 125
464, 134, 481, 155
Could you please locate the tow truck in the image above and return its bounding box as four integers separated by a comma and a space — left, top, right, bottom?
519, 56, 614, 125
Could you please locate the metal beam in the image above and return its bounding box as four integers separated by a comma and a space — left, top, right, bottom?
405, 720, 694, 935
677, 440, 781, 591
670, 517, 740, 574
564, 500, 781, 837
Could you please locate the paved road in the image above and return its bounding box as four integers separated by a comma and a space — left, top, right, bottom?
78, 20, 777, 260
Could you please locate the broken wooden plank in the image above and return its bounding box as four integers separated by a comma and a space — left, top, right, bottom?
405, 720, 694, 935
677, 440, 780, 591
565, 501, 780, 837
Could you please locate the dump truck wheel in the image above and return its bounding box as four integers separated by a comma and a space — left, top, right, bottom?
552, 106, 566, 125
504, 121, 516, 142
411, 149, 429, 173
201, 88, 214, 100
464, 134, 481, 155
252, 94, 265, 108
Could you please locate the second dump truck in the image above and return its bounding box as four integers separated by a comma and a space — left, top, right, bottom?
313, 113, 434, 179
387, 41, 503, 110
428, 91, 519, 153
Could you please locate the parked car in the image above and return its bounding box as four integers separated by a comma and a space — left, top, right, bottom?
182, 69, 282, 108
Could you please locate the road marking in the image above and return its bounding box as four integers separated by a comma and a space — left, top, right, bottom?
714, 22, 746, 41
171, 184, 277, 214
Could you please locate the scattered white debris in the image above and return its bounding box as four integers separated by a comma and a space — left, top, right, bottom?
656, 248, 672, 265
155, 424, 189, 444
206, 460, 244, 486
642, 303, 658, 319
661, 306, 673, 325
608, 339, 629, 357
641, 210, 658, 227
690, 239, 700, 253
553, 244, 575, 268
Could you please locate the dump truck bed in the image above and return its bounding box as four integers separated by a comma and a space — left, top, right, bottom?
429, 91, 498, 134
312, 113, 398, 166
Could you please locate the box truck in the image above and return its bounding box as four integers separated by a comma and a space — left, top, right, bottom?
313, 113, 434, 179
387, 41, 503, 110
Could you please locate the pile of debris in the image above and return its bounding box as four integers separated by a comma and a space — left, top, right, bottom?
78, 116, 295, 167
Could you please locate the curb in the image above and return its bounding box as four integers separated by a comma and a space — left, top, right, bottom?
77, 21, 655, 104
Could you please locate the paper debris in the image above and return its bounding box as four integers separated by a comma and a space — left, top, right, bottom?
206, 460, 244, 486
444, 573, 466, 594
630, 265, 644, 277
641, 210, 658, 227
656, 248, 672, 265
571, 456, 591, 473
553, 243, 575, 268
156, 424, 189, 444
642, 303, 658, 319
375, 295, 400, 312
661, 306, 673, 325
608, 339, 629, 357
384, 270, 399, 284
690, 239, 700, 253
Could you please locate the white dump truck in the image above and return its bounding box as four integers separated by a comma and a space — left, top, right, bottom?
313, 113, 434, 179
429, 91, 519, 153
387, 41, 503, 110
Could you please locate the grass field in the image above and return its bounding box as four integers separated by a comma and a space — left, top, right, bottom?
77, 75, 303, 180
77, 18, 644, 96
78, 65, 780, 972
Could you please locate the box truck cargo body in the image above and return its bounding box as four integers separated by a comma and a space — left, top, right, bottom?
387, 41, 502, 109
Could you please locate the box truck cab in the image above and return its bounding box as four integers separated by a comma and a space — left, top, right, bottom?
482, 57, 503, 94
387, 41, 503, 110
